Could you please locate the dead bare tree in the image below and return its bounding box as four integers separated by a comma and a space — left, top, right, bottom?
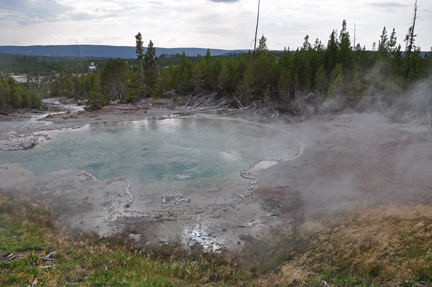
253, 0, 261, 61
235, 96, 244, 112
404, 0, 421, 58
74, 36, 87, 101
181, 91, 231, 113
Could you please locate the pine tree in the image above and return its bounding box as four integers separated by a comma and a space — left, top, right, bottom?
176, 52, 193, 92
314, 65, 328, 101
239, 60, 255, 100
210, 58, 222, 89
293, 48, 311, 92
253, 47, 276, 99
338, 20, 354, 70
101, 58, 127, 101
30, 91, 42, 109
205, 49, 212, 66
277, 68, 292, 102
21, 92, 31, 108
390, 44, 404, 79
193, 59, 208, 91
378, 26, 389, 59
204, 49, 213, 88
0, 73, 11, 108
85, 70, 108, 110
327, 63, 345, 109
144, 40, 161, 97
10, 85, 22, 108
219, 59, 236, 92
346, 72, 363, 107
256, 35, 269, 58
135, 32, 146, 93
325, 30, 339, 74
388, 28, 397, 53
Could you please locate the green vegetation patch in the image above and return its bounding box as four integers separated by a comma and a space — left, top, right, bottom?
0, 193, 252, 286
1, 193, 432, 286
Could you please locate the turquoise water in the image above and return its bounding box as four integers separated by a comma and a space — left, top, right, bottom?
0, 119, 297, 185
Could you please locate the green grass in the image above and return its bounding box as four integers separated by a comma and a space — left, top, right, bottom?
0, 193, 254, 286
1, 192, 432, 286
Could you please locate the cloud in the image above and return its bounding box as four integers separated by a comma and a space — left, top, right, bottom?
70, 12, 93, 21
70, 12, 119, 21
0, 0, 123, 24
367, 2, 406, 8
0, 0, 72, 24
210, 0, 240, 2
0, 0, 431, 50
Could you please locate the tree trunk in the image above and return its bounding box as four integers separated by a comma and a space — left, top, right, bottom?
253, 0, 261, 61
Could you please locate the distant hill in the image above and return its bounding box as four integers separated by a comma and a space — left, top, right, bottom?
1, 45, 426, 59
0, 45, 249, 59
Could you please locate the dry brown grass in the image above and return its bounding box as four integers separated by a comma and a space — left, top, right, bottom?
0, 193, 55, 229
277, 204, 432, 286
3, 192, 431, 286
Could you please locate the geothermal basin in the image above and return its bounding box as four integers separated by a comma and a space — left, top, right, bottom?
0, 116, 303, 251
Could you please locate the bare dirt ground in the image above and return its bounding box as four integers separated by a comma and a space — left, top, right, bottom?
1, 100, 431, 251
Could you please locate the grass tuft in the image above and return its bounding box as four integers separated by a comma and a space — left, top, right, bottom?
276, 204, 432, 286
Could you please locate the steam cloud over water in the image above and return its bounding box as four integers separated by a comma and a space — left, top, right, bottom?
0, 118, 301, 186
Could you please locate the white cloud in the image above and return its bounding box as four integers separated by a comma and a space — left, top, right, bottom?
210, 0, 240, 2
0, 0, 431, 50
0, 0, 71, 24
367, 2, 407, 8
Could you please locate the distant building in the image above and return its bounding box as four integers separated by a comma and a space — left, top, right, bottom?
88, 62, 97, 72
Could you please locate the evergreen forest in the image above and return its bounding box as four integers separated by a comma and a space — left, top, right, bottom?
1, 20, 431, 114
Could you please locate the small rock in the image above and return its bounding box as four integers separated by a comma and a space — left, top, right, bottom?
129, 234, 142, 243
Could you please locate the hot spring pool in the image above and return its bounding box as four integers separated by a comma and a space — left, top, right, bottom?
0, 118, 300, 187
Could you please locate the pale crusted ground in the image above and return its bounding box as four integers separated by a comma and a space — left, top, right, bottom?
1, 102, 431, 250
258, 112, 432, 219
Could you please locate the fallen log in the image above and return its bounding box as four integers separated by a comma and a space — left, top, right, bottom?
234, 97, 244, 112
182, 94, 194, 110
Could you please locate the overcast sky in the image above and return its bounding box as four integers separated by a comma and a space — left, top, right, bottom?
1, 0, 431, 51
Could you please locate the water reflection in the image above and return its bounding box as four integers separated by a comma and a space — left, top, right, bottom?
0, 118, 300, 187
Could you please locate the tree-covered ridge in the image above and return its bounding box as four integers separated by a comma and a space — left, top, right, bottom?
73, 22, 430, 112
2, 21, 431, 113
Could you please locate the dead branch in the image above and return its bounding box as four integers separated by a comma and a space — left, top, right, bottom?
181, 91, 229, 113
289, 106, 299, 115
182, 94, 194, 110
234, 97, 244, 112
305, 92, 315, 100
